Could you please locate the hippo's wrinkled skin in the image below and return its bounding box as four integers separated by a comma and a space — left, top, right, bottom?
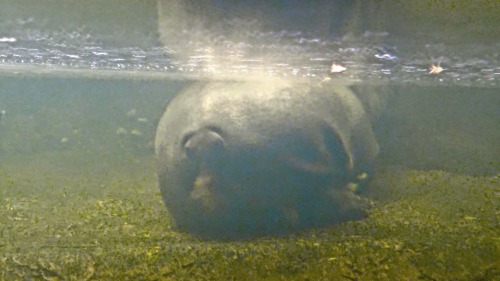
155, 79, 379, 239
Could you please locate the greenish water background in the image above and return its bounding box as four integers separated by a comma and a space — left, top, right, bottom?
0, 75, 498, 280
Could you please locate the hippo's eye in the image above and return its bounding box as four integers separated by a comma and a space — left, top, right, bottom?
204, 125, 224, 137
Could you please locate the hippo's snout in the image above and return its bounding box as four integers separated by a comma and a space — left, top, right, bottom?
183, 128, 225, 160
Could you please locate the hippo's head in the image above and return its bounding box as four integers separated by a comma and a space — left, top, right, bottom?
155, 79, 378, 239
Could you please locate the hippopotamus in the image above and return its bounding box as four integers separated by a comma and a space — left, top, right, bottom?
155, 78, 381, 239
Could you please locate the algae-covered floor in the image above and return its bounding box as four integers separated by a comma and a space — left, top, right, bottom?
0, 77, 498, 280
0, 150, 498, 281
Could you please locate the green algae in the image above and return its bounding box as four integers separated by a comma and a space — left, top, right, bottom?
1, 153, 498, 281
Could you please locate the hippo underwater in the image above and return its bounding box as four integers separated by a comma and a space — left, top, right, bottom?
155, 78, 382, 239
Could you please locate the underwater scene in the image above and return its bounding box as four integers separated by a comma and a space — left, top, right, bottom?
0, 1, 499, 280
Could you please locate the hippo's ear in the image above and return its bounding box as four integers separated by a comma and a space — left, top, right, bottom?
319, 117, 378, 181
329, 84, 380, 178
347, 122, 379, 177
286, 124, 353, 180
321, 123, 354, 175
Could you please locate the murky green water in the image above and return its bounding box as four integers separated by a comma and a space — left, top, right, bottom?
1, 75, 498, 281
1, 1, 499, 280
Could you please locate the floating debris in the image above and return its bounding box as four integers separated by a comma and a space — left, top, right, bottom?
330, 63, 346, 73
116, 127, 128, 135
429, 63, 444, 74
130, 129, 142, 136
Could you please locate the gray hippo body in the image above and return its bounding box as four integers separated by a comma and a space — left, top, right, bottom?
155, 78, 380, 239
